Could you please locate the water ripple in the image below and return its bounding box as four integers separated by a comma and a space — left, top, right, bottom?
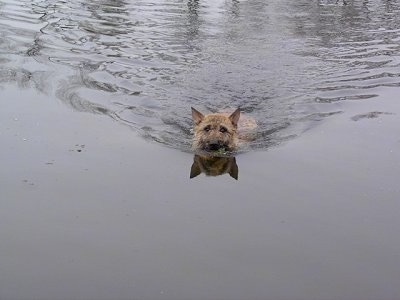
1, 0, 400, 151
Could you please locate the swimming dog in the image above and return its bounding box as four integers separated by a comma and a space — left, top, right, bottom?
191, 107, 256, 153
191, 107, 240, 152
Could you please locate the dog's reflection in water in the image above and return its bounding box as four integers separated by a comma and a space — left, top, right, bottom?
190, 154, 239, 180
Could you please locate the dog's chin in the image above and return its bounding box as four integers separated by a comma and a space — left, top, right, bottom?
193, 139, 234, 154
206, 145, 224, 151
204, 144, 232, 153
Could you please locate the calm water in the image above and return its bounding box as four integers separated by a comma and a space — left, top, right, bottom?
1, 1, 400, 300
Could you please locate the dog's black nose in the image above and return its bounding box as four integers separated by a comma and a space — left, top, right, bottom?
208, 141, 221, 151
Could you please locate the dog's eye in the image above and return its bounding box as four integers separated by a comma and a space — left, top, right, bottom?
219, 126, 228, 133
203, 125, 211, 132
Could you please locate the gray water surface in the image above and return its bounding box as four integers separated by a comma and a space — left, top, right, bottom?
2, 0, 399, 149
1, 1, 400, 300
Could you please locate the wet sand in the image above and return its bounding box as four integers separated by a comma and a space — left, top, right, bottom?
1, 85, 400, 300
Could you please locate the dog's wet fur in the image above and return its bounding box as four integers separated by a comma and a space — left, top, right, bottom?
191, 107, 240, 152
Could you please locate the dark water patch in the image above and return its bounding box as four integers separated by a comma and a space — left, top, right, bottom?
315, 94, 378, 103
351, 111, 395, 121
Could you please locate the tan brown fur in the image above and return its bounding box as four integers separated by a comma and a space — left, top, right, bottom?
191, 107, 256, 152
191, 107, 240, 152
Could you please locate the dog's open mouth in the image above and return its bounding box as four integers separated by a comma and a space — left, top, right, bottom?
204, 144, 231, 156
207, 143, 224, 151
205, 142, 227, 151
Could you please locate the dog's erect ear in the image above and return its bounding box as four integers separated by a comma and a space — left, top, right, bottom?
229, 108, 240, 127
191, 107, 205, 125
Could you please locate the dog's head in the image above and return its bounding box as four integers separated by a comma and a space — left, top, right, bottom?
191, 107, 240, 152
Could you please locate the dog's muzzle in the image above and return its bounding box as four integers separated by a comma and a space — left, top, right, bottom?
206, 141, 225, 151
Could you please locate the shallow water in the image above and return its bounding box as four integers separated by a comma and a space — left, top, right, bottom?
1, 1, 400, 300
